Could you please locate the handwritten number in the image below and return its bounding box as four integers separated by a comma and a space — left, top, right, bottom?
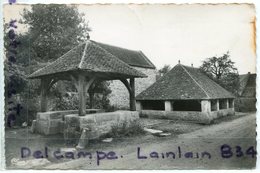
246, 146, 257, 158
235, 146, 243, 157
220, 144, 233, 158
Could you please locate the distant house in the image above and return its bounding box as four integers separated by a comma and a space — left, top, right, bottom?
136, 63, 235, 124
95, 42, 157, 108
236, 72, 256, 112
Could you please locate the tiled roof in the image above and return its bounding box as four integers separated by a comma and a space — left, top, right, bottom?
94, 41, 156, 69
28, 40, 147, 79
136, 64, 234, 100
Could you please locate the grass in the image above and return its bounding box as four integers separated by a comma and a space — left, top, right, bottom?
104, 120, 145, 138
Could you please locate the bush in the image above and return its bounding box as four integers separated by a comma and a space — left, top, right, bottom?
235, 98, 256, 112
105, 105, 119, 112
106, 120, 145, 138
51, 93, 79, 111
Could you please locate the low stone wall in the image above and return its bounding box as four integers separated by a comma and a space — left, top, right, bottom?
63, 111, 139, 140
78, 111, 139, 139
32, 109, 103, 135
140, 110, 212, 124
210, 108, 235, 119
61, 111, 139, 148
140, 109, 235, 124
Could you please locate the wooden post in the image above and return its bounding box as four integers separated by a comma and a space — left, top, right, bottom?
40, 78, 48, 112
120, 78, 136, 111
78, 74, 87, 116
78, 75, 96, 116
130, 78, 136, 111
89, 91, 94, 109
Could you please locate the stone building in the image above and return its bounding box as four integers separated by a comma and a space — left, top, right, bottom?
235, 72, 256, 112
136, 63, 235, 124
95, 42, 157, 108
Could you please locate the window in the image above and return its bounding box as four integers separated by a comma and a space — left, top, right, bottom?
219, 99, 227, 109
211, 100, 218, 111
228, 99, 234, 108
172, 100, 201, 111
141, 100, 165, 110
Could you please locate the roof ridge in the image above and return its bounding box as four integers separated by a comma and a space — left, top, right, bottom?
180, 64, 210, 99
78, 42, 89, 69
94, 40, 141, 52
138, 51, 156, 69
92, 40, 155, 69
90, 41, 145, 75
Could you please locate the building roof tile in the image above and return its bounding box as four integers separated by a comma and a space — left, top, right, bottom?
136, 64, 234, 100
94, 41, 156, 69
28, 40, 147, 79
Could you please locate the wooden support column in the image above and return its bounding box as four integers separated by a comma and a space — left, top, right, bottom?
78, 75, 96, 116
120, 78, 136, 111
130, 78, 136, 111
78, 74, 87, 116
89, 91, 94, 109
40, 78, 49, 112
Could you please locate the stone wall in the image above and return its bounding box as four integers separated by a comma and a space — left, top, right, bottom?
108, 67, 157, 109
34, 110, 78, 135
61, 111, 139, 148
210, 108, 235, 119
140, 108, 235, 124
78, 111, 139, 139
31, 109, 103, 135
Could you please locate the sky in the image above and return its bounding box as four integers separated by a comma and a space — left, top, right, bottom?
3, 4, 256, 74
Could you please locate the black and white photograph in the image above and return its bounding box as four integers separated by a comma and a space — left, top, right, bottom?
2, 1, 257, 170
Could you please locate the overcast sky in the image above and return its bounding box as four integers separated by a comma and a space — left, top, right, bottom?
4, 4, 256, 74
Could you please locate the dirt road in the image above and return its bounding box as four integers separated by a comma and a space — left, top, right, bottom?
45, 113, 256, 170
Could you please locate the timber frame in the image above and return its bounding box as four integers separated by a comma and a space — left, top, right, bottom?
28, 39, 147, 116
39, 73, 137, 116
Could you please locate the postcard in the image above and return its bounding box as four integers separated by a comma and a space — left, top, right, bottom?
2, 1, 257, 170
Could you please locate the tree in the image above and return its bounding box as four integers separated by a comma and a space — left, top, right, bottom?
200, 52, 240, 95
19, 4, 91, 63
200, 52, 237, 79
158, 64, 171, 77
4, 22, 27, 96
4, 5, 114, 127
